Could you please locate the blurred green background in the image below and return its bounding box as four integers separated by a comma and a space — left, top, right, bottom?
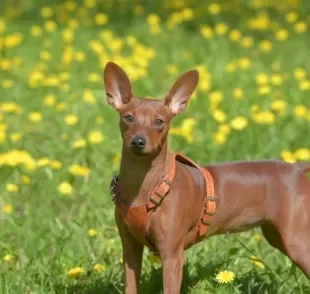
0, 0, 309, 293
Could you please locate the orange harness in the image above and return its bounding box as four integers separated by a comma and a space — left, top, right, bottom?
110, 153, 216, 254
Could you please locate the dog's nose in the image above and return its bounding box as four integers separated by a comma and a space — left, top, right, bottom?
131, 136, 146, 149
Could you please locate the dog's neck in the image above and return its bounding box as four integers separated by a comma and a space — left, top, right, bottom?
119, 141, 172, 205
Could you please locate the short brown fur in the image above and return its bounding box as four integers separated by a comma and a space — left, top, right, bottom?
103, 61, 310, 294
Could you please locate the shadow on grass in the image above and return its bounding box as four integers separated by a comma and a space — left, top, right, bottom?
52, 259, 308, 294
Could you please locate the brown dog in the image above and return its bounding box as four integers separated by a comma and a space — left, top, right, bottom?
103, 61, 310, 294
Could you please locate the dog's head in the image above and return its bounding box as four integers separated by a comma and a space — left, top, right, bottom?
103, 62, 199, 157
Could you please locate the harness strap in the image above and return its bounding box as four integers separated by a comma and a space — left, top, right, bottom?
110, 153, 216, 252
147, 159, 176, 209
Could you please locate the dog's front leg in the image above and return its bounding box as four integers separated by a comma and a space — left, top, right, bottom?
116, 212, 143, 294
161, 248, 184, 294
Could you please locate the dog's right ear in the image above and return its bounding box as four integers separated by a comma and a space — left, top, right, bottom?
103, 62, 133, 110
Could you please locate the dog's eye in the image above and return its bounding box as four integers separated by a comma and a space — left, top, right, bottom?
124, 114, 134, 123
155, 118, 164, 126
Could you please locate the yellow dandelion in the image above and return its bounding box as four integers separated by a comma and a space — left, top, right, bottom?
88, 228, 98, 237
208, 3, 221, 15
67, 267, 84, 278
88, 73, 101, 82
252, 111, 275, 125
294, 105, 307, 118
2, 204, 13, 214
238, 57, 251, 70
294, 22, 307, 33
93, 263, 106, 272
94, 13, 109, 26
229, 29, 241, 42
219, 124, 231, 135
215, 270, 235, 284
83, 89, 96, 104
68, 164, 89, 177
212, 109, 227, 123
21, 175, 31, 184
215, 23, 228, 36
28, 112, 43, 123
294, 148, 310, 161
73, 139, 86, 149
6, 183, 19, 193
10, 132, 22, 142
275, 29, 288, 41
64, 114, 79, 126
253, 234, 262, 241
240, 36, 254, 48
44, 20, 57, 32
58, 182, 73, 195
250, 256, 265, 269
40, 6, 54, 18
271, 100, 287, 113
214, 132, 227, 145
258, 85, 271, 96
285, 11, 298, 23
43, 95, 56, 106
281, 150, 296, 163
233, 88, 244, 99
293, 68, 306, 80
50, 160, 63, 170
37, 158, 50, 167
88, 131, 104, 144
230, 116, 248, 131
75, 51, 85, 62
200, 25, 213, 39
61, 28, 74, 43
3, 254, 15, 263
299, 80, 310, 91
259, 40, 273, 52
0, 131, 7, 144
256, 73, 269, 85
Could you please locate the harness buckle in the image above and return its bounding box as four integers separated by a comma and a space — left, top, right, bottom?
207, 196, 216, 202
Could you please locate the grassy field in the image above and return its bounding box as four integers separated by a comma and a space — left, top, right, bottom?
0, 0, 310, 293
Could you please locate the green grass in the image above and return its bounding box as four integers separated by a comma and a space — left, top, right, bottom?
0, 1, 310, 293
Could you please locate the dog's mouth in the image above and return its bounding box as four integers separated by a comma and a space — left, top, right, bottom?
128, 144, 160, 157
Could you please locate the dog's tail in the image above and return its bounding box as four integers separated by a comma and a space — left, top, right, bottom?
294, 162, 310, 173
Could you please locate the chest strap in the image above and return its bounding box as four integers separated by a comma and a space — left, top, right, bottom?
110, 153, 216, 252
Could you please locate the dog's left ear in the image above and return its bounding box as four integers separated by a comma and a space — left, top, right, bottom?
164, 70, 199, 116
103, 62, 133, 110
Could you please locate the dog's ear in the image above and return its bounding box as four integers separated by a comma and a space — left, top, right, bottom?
164, 70, 199, 116
103, 62, 133, 110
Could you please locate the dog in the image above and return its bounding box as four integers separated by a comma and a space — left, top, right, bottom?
103, 61, 310, 293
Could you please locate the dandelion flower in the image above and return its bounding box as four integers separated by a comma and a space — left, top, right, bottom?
250, 256, 265, 269
64, 114, 79, 126
2, 204, 13, 214
67, 267, 84, 278
68, 164, 89, 177
88, 131, 104, 144
215, 270, 235, 284
230, 116, 248, 131
3, 254, 15, 263
58, 182, 73, 195
88, 228, 98, 237
73, 139, 86, 149
6, 183, 19, 192
93, 263, 106, 272
28, 112, 43, 123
